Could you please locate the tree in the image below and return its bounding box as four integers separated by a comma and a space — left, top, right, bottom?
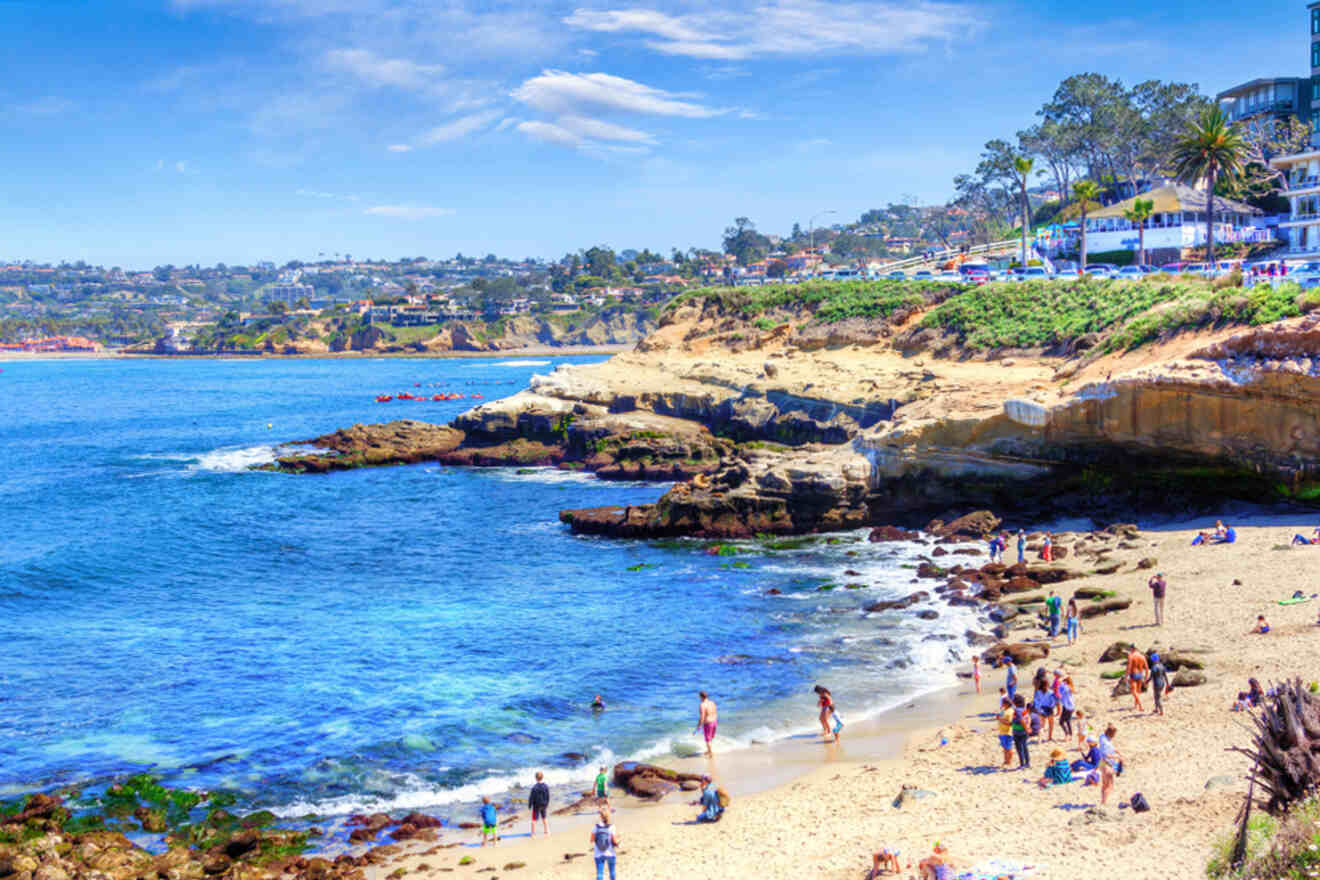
583, 246, 617, 278
1122, 198, 1154, 267
1071, 180, 1103, 270
1235, 115, 1312, 203
1012, 155, 1034, 266
722, 217, 770, 266
766, 259, 788, 279
1171, 106, 1248, 265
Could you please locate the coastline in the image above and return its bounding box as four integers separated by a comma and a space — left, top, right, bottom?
0, 345, 628, 362
377, 513, 1320, 879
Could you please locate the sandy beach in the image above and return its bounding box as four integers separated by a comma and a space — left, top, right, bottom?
381, 512, 1320, 879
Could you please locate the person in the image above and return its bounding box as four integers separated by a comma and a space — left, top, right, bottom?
1098, 724, 1124, 806
1290, 527, 1320, 545
1010, 693, 1031, 769
1191, 531, 1209, 546
1003, 655, 1017, 700
594, 766, 609, 803
1045, 590, 1062, 638
1073, 734, 1101, 773
1065, 597, 1080, 645
996, 693, 1015, 769
1056, 670, 1076, 737
870, 848, 901, 877
1249, 615, 1271, 634
591, 694, 606, 711
1248, 677, 1266, 706
1126, 647, 1149, 712
987, 533, 1001, 563
1032, 678, 1058, 742
479, 796, 498, 846
694, 775, 723, 822
1041, 533, 1053, 562
972, 655, 982, 695
1073, 708, 1092, 749
696, 691, 718, 757
1149, 653, 1169, 716
814, 685, 840, 741
1037, 748, 1072, 787
1016, 529, 1026, 564
590, 807, 618, 880
918, 842, 954, 880
1214, 519, 1226, 539
1148, 573, 1166, 627
528, 771, 550, 837
1214, 521, 1237, 544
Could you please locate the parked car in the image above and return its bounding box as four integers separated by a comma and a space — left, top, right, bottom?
1019, 266, 1051, 281
1083, 263, 1120, 278
913, 270, 934, 280
1053, 268, 1080, 280
1116, 266, 1145, 280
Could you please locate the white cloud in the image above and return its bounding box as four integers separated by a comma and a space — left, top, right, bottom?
511, 70, 724, 118
387, 144, 413, 153
324, 48, 444, 89
516, 120, 584, 147
556, 115, 656, 144
364, 203, 455, 220
418, 109, 502, 144
175, 160, 190, 173
565, 0, 972, 60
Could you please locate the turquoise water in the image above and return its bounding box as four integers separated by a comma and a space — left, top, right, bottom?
0, 356, 977, 821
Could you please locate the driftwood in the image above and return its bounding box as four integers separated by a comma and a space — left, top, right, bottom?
1228, 678, 1320, 815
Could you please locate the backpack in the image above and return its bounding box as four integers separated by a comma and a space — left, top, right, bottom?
1130, 792, 1150, 813
593, 824, 613, 851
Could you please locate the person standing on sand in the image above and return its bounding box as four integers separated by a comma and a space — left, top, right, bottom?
1098, 724, 1124, 806
1032, 677, 1058, 742
696, 691, 718, 757
996, 694, 1015, 769
1016, 530, 1026, 564
972, 655, 982, 695
1010, 693, 1031, 769
1056, 670, 1076, 736
1148, 573, 1166, 626
1126, 647, 1149, 712
1045, 590, 1062, 638
814, 685, 840, 741
590, 807, 618, 880
594, 766, 609, 803
478, 796, 498, 846
1065, 597, 1080, 645
528, 771, 550, 837
1041, 534, 1053, 562
1003, 656, 1017, 700
1149, 653, 1169, 716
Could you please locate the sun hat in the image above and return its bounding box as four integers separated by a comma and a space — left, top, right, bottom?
1086, 734, 1098, 744
1050, 748, 1064, 759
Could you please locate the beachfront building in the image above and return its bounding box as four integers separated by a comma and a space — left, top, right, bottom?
1217, 77, 1311, 130
1081, 184, 1264, 265
1270, 148, 1320, 253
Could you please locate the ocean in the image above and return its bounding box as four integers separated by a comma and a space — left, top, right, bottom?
0, 355, 979, 826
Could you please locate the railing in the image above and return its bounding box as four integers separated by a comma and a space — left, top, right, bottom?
880, 238, 1022, 273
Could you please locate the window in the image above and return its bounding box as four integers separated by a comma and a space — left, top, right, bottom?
1313, 75, 1320, 101
1312, 40, 1320, 68
1312, 7, 1319, 34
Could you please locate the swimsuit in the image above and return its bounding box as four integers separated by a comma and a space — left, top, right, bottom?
703, 721, 717, 742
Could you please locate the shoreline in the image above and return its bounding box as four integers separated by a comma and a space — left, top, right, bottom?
0, 345, 627, 362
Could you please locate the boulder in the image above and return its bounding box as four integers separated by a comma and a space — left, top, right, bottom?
627, 776, 679, 800
1080, 597, 1132, 619
1136, 557, 1157, 570
1098, 641, 1137, 663
1027, 567, 1079, 585
1160, 652, 1205, 672
915, 563, 947, 579
1001, 577, 1040, 595
927, 511, 1001, 537
1073, 586, 1115, 600
982, 642, 1050, 666
914, 609, 939, 620
868, 525, 920, 543
931, 546, 948, 557
865, 592, 930, 613
891, 785, 937, 808
1172, 670, 1207, 688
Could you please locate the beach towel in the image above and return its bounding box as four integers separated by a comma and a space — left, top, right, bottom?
955, 859, 1042, 880
1278, 596, 1315, 605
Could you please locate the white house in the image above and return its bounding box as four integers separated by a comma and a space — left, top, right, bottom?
1082, 184, 1266, 262
1271, 149, 1320, 254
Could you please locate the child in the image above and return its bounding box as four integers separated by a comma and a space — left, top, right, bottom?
1040, 534, 1053, 562
1249, 615, 1271, 635
870, 848, 901, 877
594, 766, 609, 803
972, 656, 982, 695
1073, 708, 1092, 749
997, 693, 1015, 769
1037, 748, 1072, 788
479, 796, 498, 846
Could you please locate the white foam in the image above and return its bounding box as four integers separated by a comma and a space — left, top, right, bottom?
489, 360, 550, 367
188, 445, 280, 473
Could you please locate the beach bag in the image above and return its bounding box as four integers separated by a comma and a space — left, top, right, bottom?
593, 824, 613, 851
1130, 792, 1150, 813
716, 787, 730, 808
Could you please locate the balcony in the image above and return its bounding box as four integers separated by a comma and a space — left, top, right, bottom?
1287, 174, 1320, 193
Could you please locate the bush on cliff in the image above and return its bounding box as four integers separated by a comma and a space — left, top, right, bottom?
670, 280, 952, 324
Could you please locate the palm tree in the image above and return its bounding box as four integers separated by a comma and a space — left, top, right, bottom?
1071, 180, 1103, 272
1123, 198, 1155, 267
1013, 156, 1034, 268
1171, 106, 1248, 265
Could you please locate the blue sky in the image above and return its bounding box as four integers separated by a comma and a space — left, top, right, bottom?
3, 0, 1315, 267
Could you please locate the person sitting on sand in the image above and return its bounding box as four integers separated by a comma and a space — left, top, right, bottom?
1037, 748, 1073, 787
1249, 615, 1271, 635
1213, 522, 1237, 544
1073, 734, 1101, 773
1290, 527, 1320, 545
693, 775, 723, 823
1191, 531, 1209, 546
870, 848, 901, 877
918, 843, 954, 880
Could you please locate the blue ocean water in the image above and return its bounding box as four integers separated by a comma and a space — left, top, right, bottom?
0, 356, 976, 821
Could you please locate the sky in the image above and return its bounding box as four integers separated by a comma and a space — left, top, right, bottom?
3, 0, 1317, 268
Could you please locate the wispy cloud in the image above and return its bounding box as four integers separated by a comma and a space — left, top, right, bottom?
565, 1, 973, 60
387, 144, 413, 153
323, 48, 444, 89
512, 70, 725, 118
417, 109, 503, 145
364, 203, 454, 220
296, 188, 360, 201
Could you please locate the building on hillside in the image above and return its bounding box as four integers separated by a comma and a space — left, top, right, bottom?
1268, 147, 1320, 252
1217, 77, 1311, 129
267, 282, 314, 304
1082, 184, 1266, 264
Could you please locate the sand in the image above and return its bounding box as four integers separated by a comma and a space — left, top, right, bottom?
381, 512, 1320, 879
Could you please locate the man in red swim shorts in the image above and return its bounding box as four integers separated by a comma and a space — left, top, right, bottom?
697, 691, 718, 757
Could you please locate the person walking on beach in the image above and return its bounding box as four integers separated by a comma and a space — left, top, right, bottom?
814, 685, 840, 741
1016, 530, 1026, 564
528, 771, 550, 837
594, 766, 609, 803
1126, 647, 1149, 712
1148, 573, 1166, 626
1149, 653, 1169, 716
590, 807, 618, 880
1003, 656, 1017, 700
1065, 597, 1080, 645
972, 655, 982, 695
987, 533, 1001, 563
478, 796, 498, 846
1045, 590, 1062, 638
697, 691, 718, 757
